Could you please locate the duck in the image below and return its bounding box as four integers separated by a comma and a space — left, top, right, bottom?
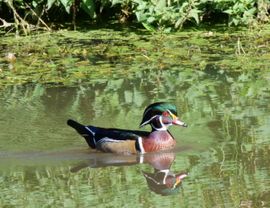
67, 102, 187, 154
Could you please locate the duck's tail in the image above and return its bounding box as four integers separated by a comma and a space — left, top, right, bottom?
67, 119, 96, 148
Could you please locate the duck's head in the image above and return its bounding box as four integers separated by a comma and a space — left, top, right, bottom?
140, 102, 187, 131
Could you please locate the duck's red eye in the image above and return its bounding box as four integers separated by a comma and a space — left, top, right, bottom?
162, 111, 169, 117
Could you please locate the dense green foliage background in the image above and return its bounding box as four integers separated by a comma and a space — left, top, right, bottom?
0, 0, 269, 34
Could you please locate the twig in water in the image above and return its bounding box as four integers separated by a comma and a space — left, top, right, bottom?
236, 37, 246, 55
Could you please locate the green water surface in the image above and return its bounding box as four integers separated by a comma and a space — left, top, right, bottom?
0, 27, 270, 207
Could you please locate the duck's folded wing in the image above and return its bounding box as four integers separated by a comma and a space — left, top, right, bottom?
93, 128, 149, 154
67, 119, 149, 153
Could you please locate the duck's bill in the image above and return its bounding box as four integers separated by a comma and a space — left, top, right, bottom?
172, 118, 188, 127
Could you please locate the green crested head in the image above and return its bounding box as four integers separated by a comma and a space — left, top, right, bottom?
145, 102, 177, 115
140, 102, 182, 128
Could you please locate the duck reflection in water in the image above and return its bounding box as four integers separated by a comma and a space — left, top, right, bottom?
71, 151, 188, 196
142, 152, 188, 196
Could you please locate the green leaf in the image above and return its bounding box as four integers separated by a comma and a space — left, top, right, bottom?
141, 22, 156, 32
59, 0, 72, 13
136, 2, 147, 11
163, 27, 172, 33
232, 18, 239, 26
156, 0, 166, 11
32, 1, 38, 7
135, 11, 147, 22
224, 9, 233, 15
47, 0, 56, 9
188, 9, 200, 24
175, 17, 184, 29
81, 0, 96, 18
245, 8, 256, 16
147, 16, 156, 23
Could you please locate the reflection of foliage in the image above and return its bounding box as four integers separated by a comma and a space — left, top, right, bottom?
0, 28, 270, 207
0, 58, 269, 148
0, 69, 270, 206
1, 53, 270, 204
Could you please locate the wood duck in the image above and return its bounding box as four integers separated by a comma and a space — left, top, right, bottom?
67, 102, 187, 154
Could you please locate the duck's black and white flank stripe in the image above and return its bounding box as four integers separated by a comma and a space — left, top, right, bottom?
67, 119, 147, 154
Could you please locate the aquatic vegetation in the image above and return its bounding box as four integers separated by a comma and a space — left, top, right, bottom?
0, 27, 269, 88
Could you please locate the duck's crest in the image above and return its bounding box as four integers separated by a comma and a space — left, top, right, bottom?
140, 102, 177, 127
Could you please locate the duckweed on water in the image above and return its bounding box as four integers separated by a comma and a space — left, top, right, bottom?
0, 27, 269, 88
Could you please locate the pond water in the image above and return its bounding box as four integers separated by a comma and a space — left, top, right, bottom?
0, 28, 270, 207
